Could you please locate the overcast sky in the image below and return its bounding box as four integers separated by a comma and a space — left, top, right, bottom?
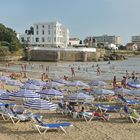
0, 0, 140, 45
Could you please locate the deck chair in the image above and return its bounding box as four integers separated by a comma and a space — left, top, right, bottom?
95, 104, 121, 113
129, 110, 140, 124
33, 117, 73, 134
81, 111, 110, 122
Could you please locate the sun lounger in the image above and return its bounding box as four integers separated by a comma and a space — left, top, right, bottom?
95, 104, 121, 113
33, 117, 73, 134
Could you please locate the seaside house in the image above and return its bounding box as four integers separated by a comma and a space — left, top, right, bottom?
125, 43, 138, 51
18, 21, 69, 48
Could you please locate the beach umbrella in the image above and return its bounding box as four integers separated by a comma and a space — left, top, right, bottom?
129, 90, 140, 96
0, 93, 15, 101
0, 89, 7, 95
53, 79, 70, 85
64, 92, 94, 102
127, 82, 140, 89
23, 99, 58, 110
21, 83, 42, 91
39, 88, 63, 96
114, 87, 131, 95
67, 81, 89, 88
6, 80, 23, 87
92, 89, 115, 95
45, 81, 64, 88
26, 79, 46, 86
0, 76, 10, 82
10, 89, 40, 100
88, 80, 107, 86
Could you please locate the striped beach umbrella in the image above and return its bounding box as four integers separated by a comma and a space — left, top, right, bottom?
39, 88, 63, 96
127, 82, 140, 89
67, 81, 89, 88
0, 89, 7, 95
0, 93, 15, 101
114, 87, 130, 95
6, 80, 23, 87
23, 99, 58, 110
9, 89, 40, 100
88, 80, 107, 86
92, 89, 115, 95
45, 81, 64, 88
21, 83, 42, 91
53, 79, 70, 85
26, 79, 46, 86
0, 76, 10, 82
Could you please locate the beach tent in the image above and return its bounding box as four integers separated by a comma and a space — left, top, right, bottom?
24, 99, 58, 110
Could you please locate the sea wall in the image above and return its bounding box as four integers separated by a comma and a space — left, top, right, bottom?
0, 56, 23, 61
28, 48, 106, 62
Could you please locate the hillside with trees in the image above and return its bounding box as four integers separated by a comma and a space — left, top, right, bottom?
0, 23, 21, 56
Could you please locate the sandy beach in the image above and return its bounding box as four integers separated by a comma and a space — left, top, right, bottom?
0, 59, 140, 140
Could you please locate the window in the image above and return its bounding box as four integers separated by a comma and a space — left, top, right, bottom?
36, 37, 39, 42
47, 37, 51, 42
48, 24, 50, 29
42, 25, 44, 28
54, 30, 56, 34
48, 30, 50, 35
42, 37, 45, 42
36, 31, 38, 35
42, 30, 44, 35
36, 25, 38, 29
54, 37, 56, 42
21, 37, 24, 42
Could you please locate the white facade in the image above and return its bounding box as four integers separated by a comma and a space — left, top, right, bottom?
132, 35, 140, 48
93, 35, 121, 46
19, 21, 69, 48
69, 38, 80, 46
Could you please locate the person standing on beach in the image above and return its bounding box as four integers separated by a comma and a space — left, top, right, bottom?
71, 67, 75, 77
113, 76, 117, 89
97, 66, 101, 76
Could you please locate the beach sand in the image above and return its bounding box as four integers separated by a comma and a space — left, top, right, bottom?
0, 111, 140, 140
0, 70, 140, 140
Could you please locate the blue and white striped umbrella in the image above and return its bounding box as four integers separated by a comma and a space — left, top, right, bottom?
6, 80, 23, 87
53, 79, 70, 85
64, 92, 93, 101
0, 93, 15, 101
21, 83, 42, 91
26, 79, 46, 86
39, 88, 63, 96
10, 89, 40, 99
0, 89, 7, 95
127, 82, 140, 89
88, 80, 107, 86
45, 81, 64, 88
129, 90, 140, 96
24, 99, 58, 110
92, 89, 115, 95
67, 81, 89, 88
114, 87, 131, 95
0, 76, 10, 82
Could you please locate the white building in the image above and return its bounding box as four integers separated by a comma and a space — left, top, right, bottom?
93, 35, 121, 46
19, 21, 69, 48
69, 38, 80, 46
132, 35, 140, 49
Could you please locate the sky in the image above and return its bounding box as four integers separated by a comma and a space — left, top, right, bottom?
0, 0, 140, 45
